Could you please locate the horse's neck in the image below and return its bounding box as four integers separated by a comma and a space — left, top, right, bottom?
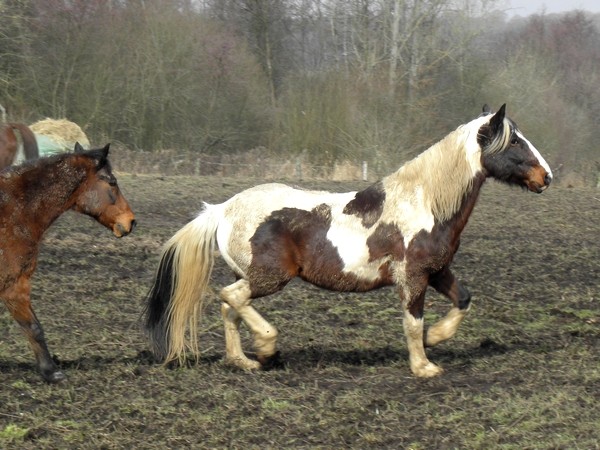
383, 132, 483, 223
17, 164, 86, 236
446, 172, 486, 235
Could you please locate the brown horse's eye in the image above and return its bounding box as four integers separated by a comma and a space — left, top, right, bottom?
100, 174, 117, 186
108, 188, 117, 203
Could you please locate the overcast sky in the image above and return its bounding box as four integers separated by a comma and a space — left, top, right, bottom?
507, 0, 600, 17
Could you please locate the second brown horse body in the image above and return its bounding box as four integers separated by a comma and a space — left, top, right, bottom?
0, 122, 39, 169
0, 143, 136, 382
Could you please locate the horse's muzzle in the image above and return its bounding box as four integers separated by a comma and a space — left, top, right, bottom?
527, 168, 552, 193
114, 219, 136, 237
536, 173, 553, 193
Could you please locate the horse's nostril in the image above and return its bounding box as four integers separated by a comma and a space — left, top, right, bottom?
131, 219, 137, 231
544, 174, 552, 186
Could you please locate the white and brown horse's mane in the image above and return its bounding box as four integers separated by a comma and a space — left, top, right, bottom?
382, 114, 513, 223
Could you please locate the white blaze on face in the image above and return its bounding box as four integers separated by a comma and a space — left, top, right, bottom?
516, 130, 553, 180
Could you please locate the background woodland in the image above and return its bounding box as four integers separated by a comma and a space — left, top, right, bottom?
1, 0, 599, 183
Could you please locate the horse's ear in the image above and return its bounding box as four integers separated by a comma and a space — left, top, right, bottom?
74, 142, 84, 153
482, 104, 491, 114
96, 143, 110, 168
477, 104, 507, 150
488, 104, 506, 135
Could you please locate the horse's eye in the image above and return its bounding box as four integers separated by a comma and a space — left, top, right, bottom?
102, 176, 117, 187
511, 137, 519, 146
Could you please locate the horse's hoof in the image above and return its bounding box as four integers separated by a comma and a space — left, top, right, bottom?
43, 370, 67, 384
411, 362, 443, 378
224, 356, 262, 371
257, 351, 284, 371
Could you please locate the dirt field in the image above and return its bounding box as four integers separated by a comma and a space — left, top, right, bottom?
0, 174, 598, 449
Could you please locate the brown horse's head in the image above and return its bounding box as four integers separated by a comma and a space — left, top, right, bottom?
72, 143, 136, 237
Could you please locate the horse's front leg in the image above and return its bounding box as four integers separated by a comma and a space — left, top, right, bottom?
425, 266, 471, 347
2, 276, 66, 383
400, 273, 443, 378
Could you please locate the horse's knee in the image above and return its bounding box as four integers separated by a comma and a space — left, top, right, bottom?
220, 280, 252, 309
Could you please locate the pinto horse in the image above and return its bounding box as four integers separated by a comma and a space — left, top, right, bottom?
0, 122, 40, 169
0, 143, 136, 382
144, 104, 552, 377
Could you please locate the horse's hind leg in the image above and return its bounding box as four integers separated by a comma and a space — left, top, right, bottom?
425, 267, 471, 347
221, 302, 261, 370
3, 277, 66, 383
220, 279, 279, 370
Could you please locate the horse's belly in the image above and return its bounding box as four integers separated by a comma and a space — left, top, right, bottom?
300, 259, 394, 292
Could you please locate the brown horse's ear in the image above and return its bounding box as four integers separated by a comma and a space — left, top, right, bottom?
96, 143, 110, 169
74, 142, 85, 153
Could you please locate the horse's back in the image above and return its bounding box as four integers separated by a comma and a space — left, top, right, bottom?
221, 182, 354, 227
215, 182, 355, 275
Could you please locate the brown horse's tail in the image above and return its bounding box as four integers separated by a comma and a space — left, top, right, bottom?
143, 205, 220, 365
9, 123, 39, 160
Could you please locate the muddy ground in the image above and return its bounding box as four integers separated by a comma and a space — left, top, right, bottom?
0, 174, 598, 449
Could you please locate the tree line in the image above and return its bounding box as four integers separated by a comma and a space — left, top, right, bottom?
0, 0, 598, 182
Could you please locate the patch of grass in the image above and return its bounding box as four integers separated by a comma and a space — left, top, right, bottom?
0, 424, 28, 444
0, 178, 597, 449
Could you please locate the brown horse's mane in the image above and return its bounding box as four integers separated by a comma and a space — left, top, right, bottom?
0, 150, 109, 216
1, 147, 106, 179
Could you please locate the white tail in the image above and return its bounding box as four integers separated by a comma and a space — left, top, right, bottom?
143, 206, 220, 363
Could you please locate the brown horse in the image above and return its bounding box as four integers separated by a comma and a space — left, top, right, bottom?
0, 143, 136, 382
0, 122, 40, 169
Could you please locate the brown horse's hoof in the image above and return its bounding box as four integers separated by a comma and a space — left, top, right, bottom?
42, 370, 67, 384
257, 351, 284, 371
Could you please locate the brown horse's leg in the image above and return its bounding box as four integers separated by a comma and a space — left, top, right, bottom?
2, 277, 66, 383
425, 267, 471, 347
400, 270, 443, 377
